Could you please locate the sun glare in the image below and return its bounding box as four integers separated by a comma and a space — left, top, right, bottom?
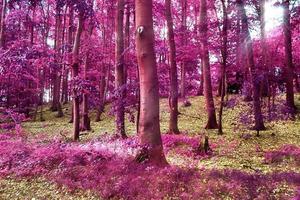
264, 1, 284, 33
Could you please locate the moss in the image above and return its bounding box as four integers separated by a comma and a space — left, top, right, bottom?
0, 177, 99, 200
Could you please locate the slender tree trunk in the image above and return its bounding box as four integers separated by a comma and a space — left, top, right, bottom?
81, 57, 91, 131
115, 0, 127, 138
194, 2, 203, 97
60, 7, 68, 104
124, 3, 130, 82
135, 0, 167, 165
218, 0, 228, 135
283, 0, 296, 115
95, 16, 109, 122
165, 0, 180, 134
80, 56, 90, 130
39, 67, 45, 122
197, 68, 204, 96
259, 0, 272, 117
136, 63, 141, 134
67, 7, 74, 123
295, 75, 300, 93
0, 0, 6, 48
81, 24, 93, 132
199, 0, 218, 129
52, 9, 63, 117
64, 7, 74, 105
72, 13, 84, 141
238, 0, 265, 131
236, 2, 252, 101
30, 7, 36, 45
236, 12, 242, 96
259, 0, 269, 98
180, 0, 187, 98
95, 64, 107, 122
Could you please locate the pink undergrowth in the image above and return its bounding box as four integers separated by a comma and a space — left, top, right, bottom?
0, 133, 299, 199
264, 145, 300, 165
0, 109, 27, 134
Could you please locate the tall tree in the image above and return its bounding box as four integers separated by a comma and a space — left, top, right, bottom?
51, 6, 64, 117
72, 13, 84, 141
0, 0, 6, 48
81, 21, 93, 132
237, 0, 252, 101
180, 0, 187, 98
283, 0, 296, 114
218, 0, 228, 135
135, 0, 167, 165
259, 0, 269, 97
115, 0, 127, 138
199, 0, 218, 129
237, 0, 265, 131
62, 6, 74, 105
165, 0, 180, 134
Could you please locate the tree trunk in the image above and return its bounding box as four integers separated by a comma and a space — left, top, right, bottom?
238, 0, 265, 130
81, 55, 91, 131
135, 0, 167, 165
259, 0, 272, 117
60, 7, 69, 104
30, 7, 36, 45
259, 0, 270, 98
165, 0, 180, 134
81, 23, 93, 132
236, 1, 252, 101
51, 9, 63, 117
95, 64, 107, 122
295, 74, 300, 93
72, 13, 84, 141
180, 0, 187, 98
0, 0, 6, 48
64, 7, 74, 105
199, 0, 218, 129
124, 3, 130, 82
115, 0, 127, 138
218, 0, 228, 135
283, 0, 296, 115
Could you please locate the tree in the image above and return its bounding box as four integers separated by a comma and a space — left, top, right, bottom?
283, 0, 296, 115
135, 0, 167, 165
115, 0, 127, 138
237, 0, 252, 102
51, 5, 64, 118
258, 0, 269, 98
81, 19, 93, 132
165, 0, 180, 134
72, 12, 84, 141
237, 0, 265, 131
0, 0, 7, 48
218, 0, 228, 135
199, 0, 218, 129
180, 0, 187, 98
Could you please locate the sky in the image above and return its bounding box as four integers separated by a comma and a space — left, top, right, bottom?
249, 1, 284, 38
264, 1, 284, 33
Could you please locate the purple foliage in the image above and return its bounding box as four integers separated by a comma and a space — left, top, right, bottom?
268, 99, 297, 121
0, 133, 299, 199
225, 97, 238, 109
0, 109, 27, 134
264, 145, 300, 165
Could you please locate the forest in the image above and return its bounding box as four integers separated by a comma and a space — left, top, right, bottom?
0, 0, 300, 199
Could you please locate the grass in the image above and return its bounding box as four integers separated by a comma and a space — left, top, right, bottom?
0, 178, 99, 200
2, 94, 300, 199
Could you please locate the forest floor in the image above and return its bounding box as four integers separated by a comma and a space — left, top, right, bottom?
0, 95, 300, 199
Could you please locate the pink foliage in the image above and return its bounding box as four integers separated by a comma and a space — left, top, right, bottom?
0, 134, 299, 199
264, 145, 300, 165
